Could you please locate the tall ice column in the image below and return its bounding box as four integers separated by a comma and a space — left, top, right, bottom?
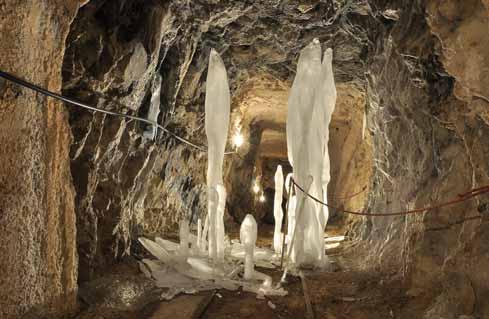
205, 49, 231, 260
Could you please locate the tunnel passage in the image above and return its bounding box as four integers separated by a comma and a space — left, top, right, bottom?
224, 74, 372, 233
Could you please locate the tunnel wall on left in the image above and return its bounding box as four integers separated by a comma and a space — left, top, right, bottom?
0, 1, 84, 318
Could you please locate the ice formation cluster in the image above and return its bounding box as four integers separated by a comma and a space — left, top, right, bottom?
139, 40, 336, 299
286, 39, 337, 267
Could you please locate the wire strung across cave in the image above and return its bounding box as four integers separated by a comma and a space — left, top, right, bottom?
0, 70, 235, 155
331, 186, 367, 201
4, 70, 486, 220
291, 177, 489, 218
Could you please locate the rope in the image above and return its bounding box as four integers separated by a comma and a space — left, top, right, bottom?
0, 70, 235, 155
291, 178, 489, 217
332, 186, 367, 200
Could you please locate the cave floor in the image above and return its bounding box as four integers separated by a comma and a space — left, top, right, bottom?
76, 225, 431, 319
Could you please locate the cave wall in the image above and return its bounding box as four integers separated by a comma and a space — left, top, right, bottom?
356, 0, 489, 317
0, 1, 84, 318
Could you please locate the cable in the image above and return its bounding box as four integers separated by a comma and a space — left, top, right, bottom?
291, 178, 489, 217
331, 186, 367, 201
0, 70, 235, 155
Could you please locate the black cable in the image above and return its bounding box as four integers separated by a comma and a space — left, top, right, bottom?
0, 70, 235, 154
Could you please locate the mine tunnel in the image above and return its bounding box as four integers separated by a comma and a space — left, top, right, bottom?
1, 0, 489, 318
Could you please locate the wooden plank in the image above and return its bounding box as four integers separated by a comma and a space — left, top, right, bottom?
149, 291, 215, 319
299, 271, 315, 319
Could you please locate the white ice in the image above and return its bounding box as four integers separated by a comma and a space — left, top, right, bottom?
286, 195, 296, 245
273, 165, 284, 254
179, 219, 190, 257
143, 74, 162, 140
286, 39, 337, 267
319, 48, 337, 234
240, 214, 257, 280
286, 39, 322, 266
216, 184, 227, 261
196, 218, 203, 253
206, 186, 219, 259
205, 48, 230, 261
284, 172, 296, 246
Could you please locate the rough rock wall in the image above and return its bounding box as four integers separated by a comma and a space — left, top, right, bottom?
355, 0, 489, 317
62, 0, 200, 281
0, 1, 83, 318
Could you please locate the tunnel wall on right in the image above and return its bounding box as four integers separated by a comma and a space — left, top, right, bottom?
352, 0, 489, 317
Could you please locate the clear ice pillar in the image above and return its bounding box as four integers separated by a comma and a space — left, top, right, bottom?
320, 48, 337, 232
205, 49, 231, 260
240, 214, 257, 280
216, 184, 227, 260
179, 219, 190, 257
286, 39, 322, 265
207, 187, 219, 260
273, 165, 284, 254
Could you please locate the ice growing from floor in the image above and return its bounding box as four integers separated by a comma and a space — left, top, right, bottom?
205, 49, 230, 261
138, 41, 337, 300
286, 39, 337, 267
240, 214, 257, 280
138, 49, 289, 300
273, 165, 284, 254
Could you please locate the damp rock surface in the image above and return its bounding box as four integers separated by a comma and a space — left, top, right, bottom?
0, 1, 84, 318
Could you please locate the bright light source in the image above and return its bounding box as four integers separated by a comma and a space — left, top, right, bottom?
232, 132, 244, 148
259, 194, 266, 203
252, 183, 260, 194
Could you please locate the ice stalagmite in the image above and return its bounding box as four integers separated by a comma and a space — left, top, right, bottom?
273, 165, 284, 254
286, 197, 296, 244
216, 184, 227, 260
240, 214, 257, 280
284, 173, 296, 250
286, 39, 322, 265
287, 175, 313, 264
320, 48, 337, 232
197, 218, 203, 253
304, 48, 337, 263
179, 219, 190, 257
286, 39, 337, 266
207, 187, 219, 259
205, 49, 230, 260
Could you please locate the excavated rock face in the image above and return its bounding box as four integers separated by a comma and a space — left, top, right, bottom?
63, 0, 179, 282
0, 1, 83, 318
354, 0, 489, 317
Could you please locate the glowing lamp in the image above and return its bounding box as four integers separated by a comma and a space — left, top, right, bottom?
232, 132, 244, 148
252, 183, 260, 194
